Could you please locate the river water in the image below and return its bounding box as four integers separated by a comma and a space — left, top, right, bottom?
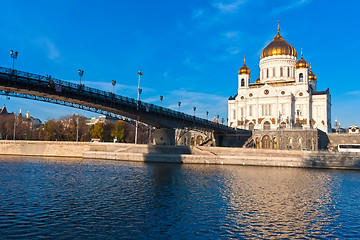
0, 156, 359, 239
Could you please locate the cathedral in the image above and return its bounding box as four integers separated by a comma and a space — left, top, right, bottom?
228, 25, 331, 134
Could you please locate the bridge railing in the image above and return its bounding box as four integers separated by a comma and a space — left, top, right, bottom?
0, 66, 237, 132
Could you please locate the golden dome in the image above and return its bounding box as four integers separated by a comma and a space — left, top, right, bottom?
309, 66, 317, 81
260, 32, 297, 59
238, 55, 250, 75
295, 50, 309, 69
295, 57, 309, 69
239, 64, 250, 75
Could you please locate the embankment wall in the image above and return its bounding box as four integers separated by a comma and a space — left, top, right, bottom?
0, 140, 91, 158
0, 141, 359, 170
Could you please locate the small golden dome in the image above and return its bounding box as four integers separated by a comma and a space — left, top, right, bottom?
238, 55, 250, 75
260, 32, 297, 59
309, 66, 317, 81
295, 50, 309, 69
239, 64, 250, 75
295, 57, 309, 69
255, 77, 260, 83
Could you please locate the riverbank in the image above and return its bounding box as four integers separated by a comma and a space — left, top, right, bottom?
0, 140, 359, 170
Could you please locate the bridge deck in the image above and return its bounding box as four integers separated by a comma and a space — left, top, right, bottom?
0, 67, 249, 135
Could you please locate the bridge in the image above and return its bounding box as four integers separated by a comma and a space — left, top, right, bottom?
0, 66, 251, 146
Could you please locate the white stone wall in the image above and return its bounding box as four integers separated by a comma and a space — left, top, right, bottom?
228, 55, 331, 132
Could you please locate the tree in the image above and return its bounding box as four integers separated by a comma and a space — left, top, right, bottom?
111, 120, 127, 142
44, 119, 64, 141
90, 122, 104, 139
103, 121, 114, 141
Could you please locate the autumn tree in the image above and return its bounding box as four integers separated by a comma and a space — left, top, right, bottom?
90, 122, 104, 139
111, 120, 127, 142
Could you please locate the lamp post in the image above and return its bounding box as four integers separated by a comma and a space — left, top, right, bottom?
135, 71, 143, 144
160, 96, 163, 107
10, 50, 18, 71
193, 107, 196, 117
178, 102, 181, 112
112, 80, 116, 94
335, 119, 338, 134
206, 111, 209, 120
13, 114, 16, 140
76, 114, 79, 142
78, 69, 84, 85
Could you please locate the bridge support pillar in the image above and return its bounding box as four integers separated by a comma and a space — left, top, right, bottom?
153, 128, 175, 145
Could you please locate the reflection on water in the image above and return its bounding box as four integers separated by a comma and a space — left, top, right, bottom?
0, 156, 359, 239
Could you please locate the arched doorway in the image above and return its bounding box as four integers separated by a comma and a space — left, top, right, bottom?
262, 135, 271, 149
196, 136, 203, 145
263, 121, 271, 130
280, 122, 286, 129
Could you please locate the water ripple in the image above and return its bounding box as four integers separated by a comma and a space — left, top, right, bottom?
0, 157, 359, 239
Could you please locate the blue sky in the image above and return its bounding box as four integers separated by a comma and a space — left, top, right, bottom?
0, 0, 359, 128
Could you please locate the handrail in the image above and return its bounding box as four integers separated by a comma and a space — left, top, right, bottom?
0, 66, 239, 132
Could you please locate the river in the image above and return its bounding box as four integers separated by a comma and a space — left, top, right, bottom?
0, 156, 359, 239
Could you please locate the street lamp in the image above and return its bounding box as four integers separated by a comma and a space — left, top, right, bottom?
193, 107, 196, 117
13, 114, 17, 140
206, 111, 209, 120
135, 71, 143, 144
10, 50, 18, 71
178, 101, 181, 112
160, 96, 163, 107
76, 114, 79, 142
112, 80, 116, 94
78, 69, 84, 85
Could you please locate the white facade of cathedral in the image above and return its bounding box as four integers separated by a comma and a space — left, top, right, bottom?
228, 28, 331, 133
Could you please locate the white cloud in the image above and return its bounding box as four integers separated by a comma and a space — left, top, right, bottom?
271, 0, 310, 15
226, 47, 241, 55
214, 0, 246, 13
192, 8, 205, 19
346, 91, 360, 96
183, 56, 201, 70
36, 37, 60, 60
165, 89, 228, 119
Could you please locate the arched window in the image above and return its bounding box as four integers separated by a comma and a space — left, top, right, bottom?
249, 122, 255, 131
280, 67, 283, 77
287, 67, 290, 77
298, 138, 303, 149
280, 122, 286, 129
299, 73, 304, 82
266, 69, 269, 78
241, 78, 245, 87
263, 121, 271, 130
272, 67, 275, 77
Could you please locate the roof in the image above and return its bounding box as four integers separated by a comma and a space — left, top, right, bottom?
313, 88, 330, 95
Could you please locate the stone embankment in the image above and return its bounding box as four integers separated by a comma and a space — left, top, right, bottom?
0, 140, 90, 158
0, 141, 359, 170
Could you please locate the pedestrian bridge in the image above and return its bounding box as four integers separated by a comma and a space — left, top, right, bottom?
0, 66, 251, 145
